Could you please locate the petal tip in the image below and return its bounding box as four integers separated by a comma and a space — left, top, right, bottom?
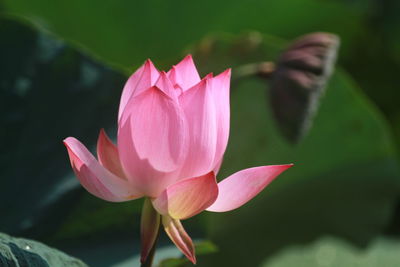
216, 68, 231, 80
281, 163, 294, 169
206, 164, 293, 212
184, 54, 193, 60
189, 255, 197, 264
63, 136, 77, 147
144, 58, 154, 66
98, 128, 108, 141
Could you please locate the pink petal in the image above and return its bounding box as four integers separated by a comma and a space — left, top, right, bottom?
206, 164, 293, 212
152, 172, 218, 220
97, 129, 126, 179
118, 59, 159, 121
155, 71, 178, 100
211, 69, 231, 168
162, 215, 196, 264
64, 137, 142, 202
140, 198, 160, 264
118, 86, 188, 197
178, 77, 218, 179
167, 55, 201, 90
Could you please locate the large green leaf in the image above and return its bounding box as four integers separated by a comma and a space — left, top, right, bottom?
0, 232, 87, 267
262, 237, 400, 267
2, 0, 364, 69
0, 16, 129, 237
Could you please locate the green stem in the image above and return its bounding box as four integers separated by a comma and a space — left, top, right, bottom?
233, 61, 275, 85
140, 224, 161, 267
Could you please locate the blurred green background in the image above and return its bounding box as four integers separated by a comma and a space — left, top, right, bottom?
1, 0, 400, 266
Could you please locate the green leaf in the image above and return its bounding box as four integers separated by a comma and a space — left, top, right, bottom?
158, 258, 189, 267
0, 16, 131, 237
194, 240, 218, 256
2, 0, 365, 69
262, 237, 400, 267
158, 241, 217, 267
0, 232, 87, 266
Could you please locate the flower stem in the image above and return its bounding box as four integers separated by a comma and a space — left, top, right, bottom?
233, 61, 275, 82
140, 224, 161, 267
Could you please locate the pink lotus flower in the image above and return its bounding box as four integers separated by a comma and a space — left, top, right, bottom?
64, 55, 292, 264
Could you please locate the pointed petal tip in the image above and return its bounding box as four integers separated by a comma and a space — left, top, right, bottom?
176, 54, 195, 67
184, 54, 193, 60
143, 58, 159, 74
63, 136, 76, 147
142, 59, 155, 72
133, 85, 166, 98
62, 139, 70, 151
281, 163, 294, 169
162, 216, 196, 264
206, 164, 293, 212
156, 71, 175, 88
151, 85, 175, 100
97, 128, 108, 141
197, 74, 213, 88
169, 55, 201, 90
97, 129, 127, 179
215, 68, 231, 80
204, 72, 214, 79
97, 128, 110, 143
189, 255, 197, 264
63, 136, 142, 202
144, 58, 154, 65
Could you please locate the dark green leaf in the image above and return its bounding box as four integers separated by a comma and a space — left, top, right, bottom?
0, 16, 128, 237
157, 241, 217, 267
262, 237, 400, 267
158, 258, 189, 267
194, 240, 218, 256
2, 0, 364, 69
0, 232, 87, 267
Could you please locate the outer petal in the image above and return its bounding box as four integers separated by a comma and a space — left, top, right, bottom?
206, 164, 293, 212
152, 172, 218, 220
167, 55, 200, 90
97, 129, 126, 179
64, 137, 142, 202
211, 69, 231, 168
140, 198, 160, 264
162, 215, 196, 264
118, 86, 188, 197
118, 59, 159, 121
179, 78, 218, 179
